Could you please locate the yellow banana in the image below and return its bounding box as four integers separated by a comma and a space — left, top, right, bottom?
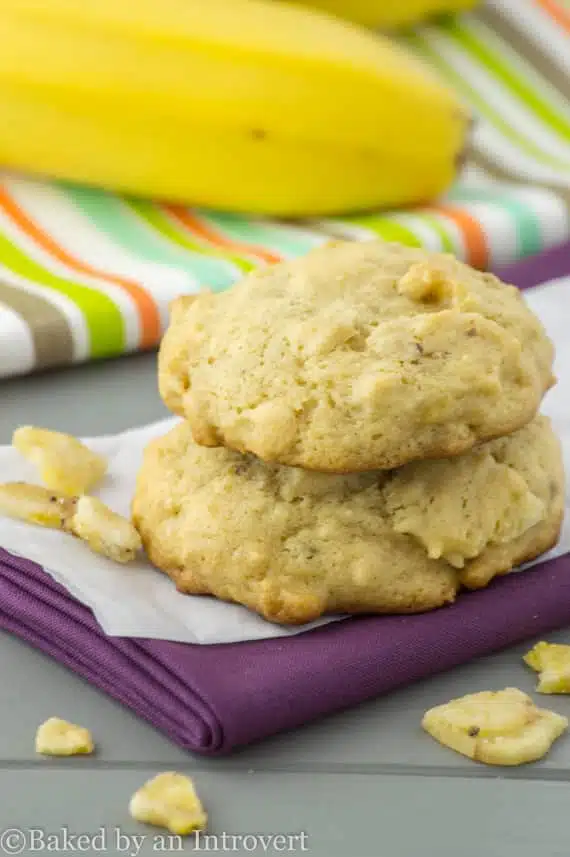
0, 0, 470, 216
289, 0, 479, 29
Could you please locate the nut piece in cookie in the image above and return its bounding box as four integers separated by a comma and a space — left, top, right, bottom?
422, 688, 567, 765
524, 642, 570, 694
13, 426, 107, 496
129, 773, 207, 836
35, 717, 94, 756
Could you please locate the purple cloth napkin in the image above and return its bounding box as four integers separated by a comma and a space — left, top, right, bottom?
1, 240, 569, 756
492, 239, 570, 289
1, 548, 570, 755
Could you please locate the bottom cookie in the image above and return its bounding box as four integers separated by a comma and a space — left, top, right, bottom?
132, 416, 564, 625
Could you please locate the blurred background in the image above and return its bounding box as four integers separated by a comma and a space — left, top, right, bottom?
0, 0, 569, 380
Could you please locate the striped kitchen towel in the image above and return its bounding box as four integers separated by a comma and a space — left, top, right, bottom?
1, 0, 570, 379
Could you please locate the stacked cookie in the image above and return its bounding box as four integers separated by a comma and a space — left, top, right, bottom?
133, 241, 564, 624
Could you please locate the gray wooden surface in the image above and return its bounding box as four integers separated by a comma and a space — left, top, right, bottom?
1, 353, 569, 857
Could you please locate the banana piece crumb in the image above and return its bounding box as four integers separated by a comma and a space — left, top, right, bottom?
13, 426, 107, 496
129, 772, 207, 836
69, 496, 142, 563
0, 483, 75, 528
422, 687, 567, 765
35, 717, 94, 756
0, 483, 141, 563
524, 641, 570, 694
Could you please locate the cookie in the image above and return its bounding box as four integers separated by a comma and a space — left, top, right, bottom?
158, 240, 554, 472
384, 414, 565, 590
132, 416, 563, 625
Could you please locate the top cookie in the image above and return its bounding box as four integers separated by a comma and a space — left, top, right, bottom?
158, 240, 554, 472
